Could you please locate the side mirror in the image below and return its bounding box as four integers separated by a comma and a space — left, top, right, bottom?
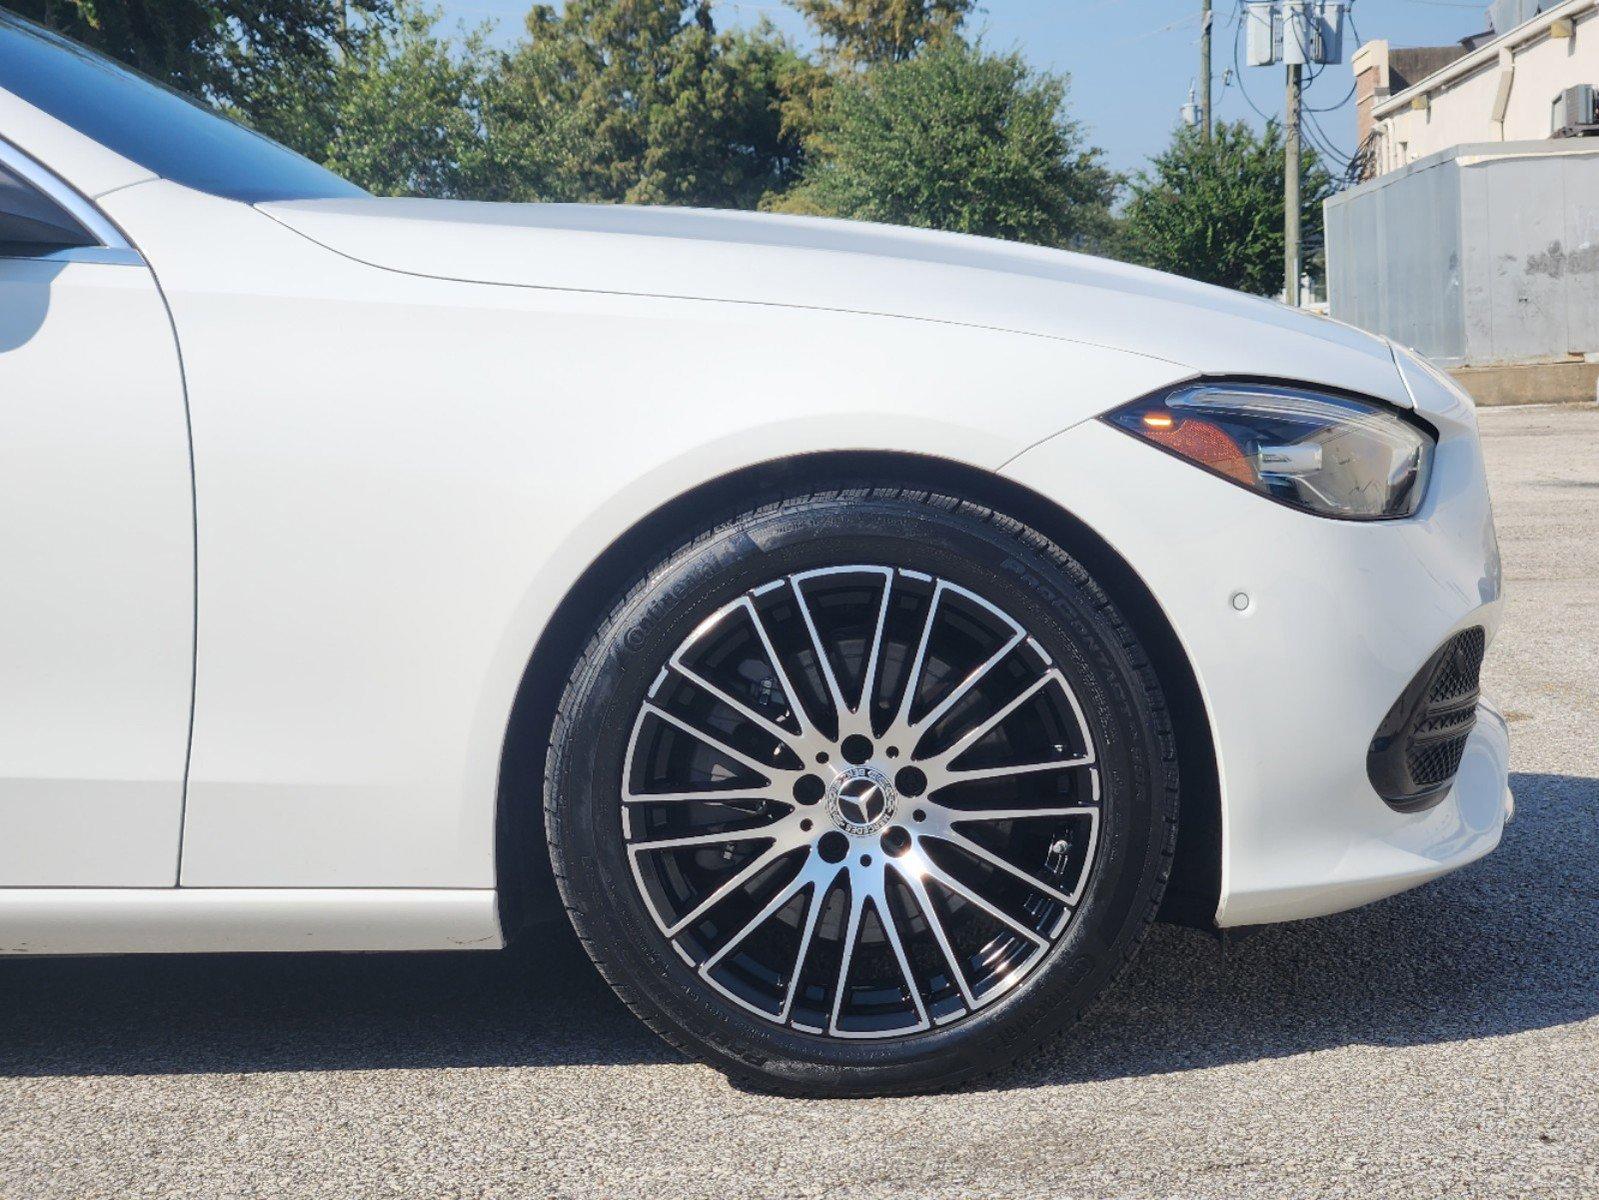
0, 162, 95, 253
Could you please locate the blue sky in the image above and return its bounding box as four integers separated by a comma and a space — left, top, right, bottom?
433, 0, 1491, 175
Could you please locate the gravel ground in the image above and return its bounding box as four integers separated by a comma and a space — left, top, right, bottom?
1, 403, 1595, 1200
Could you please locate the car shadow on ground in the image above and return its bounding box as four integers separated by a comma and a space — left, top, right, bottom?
1, 771, 1593, 1088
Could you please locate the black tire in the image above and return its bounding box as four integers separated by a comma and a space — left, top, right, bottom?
544, 487, 1178, 1096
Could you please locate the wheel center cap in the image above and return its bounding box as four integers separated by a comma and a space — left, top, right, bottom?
827, 766, 896, 835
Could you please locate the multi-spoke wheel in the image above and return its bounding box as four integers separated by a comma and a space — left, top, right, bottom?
545, 488, 1177, 1095
624, 567, 1101, 1037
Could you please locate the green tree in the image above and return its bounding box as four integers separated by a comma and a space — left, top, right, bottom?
1121, 120, 1331, 295
494, 0, 804, 208
12, 0, 391, 114
779, 41, 1117, 249
261, 4, 565, 198
786, 0, 973, 65
775, 0, 976, 149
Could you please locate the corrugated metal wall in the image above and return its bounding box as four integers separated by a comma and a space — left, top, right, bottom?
1326, 142, 1599, 366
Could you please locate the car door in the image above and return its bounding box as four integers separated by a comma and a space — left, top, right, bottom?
0, 142, 194, 886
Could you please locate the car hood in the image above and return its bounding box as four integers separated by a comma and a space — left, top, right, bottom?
259, 198, 1410, 406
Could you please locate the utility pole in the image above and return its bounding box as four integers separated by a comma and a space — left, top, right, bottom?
1200, 0, 1213, 140
1284, 59, 1302, 305
1246, 0, 1345, 304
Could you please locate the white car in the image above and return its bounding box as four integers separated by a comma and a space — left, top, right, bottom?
0, 15, 1510, 1096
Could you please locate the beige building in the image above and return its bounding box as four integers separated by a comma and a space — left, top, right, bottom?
1354, 0, 1598, 177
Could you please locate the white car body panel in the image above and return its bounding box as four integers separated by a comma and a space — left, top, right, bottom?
0, 888, 499, 954
0, 253, 193, 887
0, 89, 1510, 952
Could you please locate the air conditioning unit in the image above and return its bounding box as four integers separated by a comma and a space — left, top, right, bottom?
1551, 84, 1598, 137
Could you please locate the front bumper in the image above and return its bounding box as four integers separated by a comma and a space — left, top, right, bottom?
1002, 379, 1508, 928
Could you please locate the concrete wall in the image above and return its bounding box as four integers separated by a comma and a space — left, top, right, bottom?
1326, 142, 1599, 366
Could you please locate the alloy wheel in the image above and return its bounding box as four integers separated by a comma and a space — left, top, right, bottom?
622, 565, 1102, 1040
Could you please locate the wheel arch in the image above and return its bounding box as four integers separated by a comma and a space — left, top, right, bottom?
494, 451, 1222, 939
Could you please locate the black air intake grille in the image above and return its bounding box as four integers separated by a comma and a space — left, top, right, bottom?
1427, 626, 1485, 704
1368, 627, 1486, 812
1408, 737, 1468, 788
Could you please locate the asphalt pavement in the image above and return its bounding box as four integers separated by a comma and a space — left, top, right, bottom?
1, 402, 1595, 1199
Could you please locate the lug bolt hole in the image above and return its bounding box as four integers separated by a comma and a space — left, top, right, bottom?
895, 766, 927, 797
881, 827, 911, 856
840, 735, 873, 765
818, 831, 849, 864
792, 774, 825, 806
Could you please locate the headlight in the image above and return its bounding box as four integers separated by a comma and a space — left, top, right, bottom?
1104, 382, 1435, 520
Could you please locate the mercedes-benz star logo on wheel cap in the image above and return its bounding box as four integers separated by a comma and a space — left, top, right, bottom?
836, 776, 886, 826
826, 767, 897, 835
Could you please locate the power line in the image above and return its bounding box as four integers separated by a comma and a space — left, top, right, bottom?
1306, 5, 1362, 111
1300, 5, 1369, 163
1306, 109, 1349, 157
1303, 107, 1353, 166
1113, 10, 1203, 47
1231, 1, 1279, 122
1305, 77, 1356, 111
